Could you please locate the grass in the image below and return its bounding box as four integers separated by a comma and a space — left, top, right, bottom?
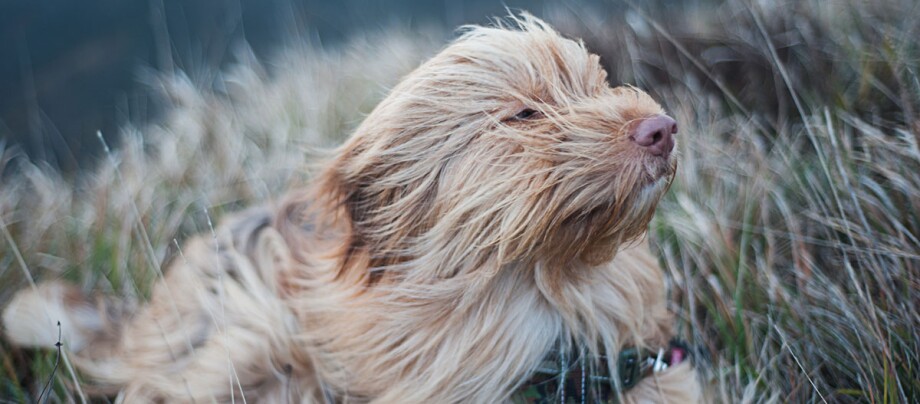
1, 0, 918, 402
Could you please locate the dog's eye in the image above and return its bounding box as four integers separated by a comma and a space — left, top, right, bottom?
512, 108, 539, 121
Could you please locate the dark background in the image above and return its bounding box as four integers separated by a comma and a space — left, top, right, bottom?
0, 0, 643, 173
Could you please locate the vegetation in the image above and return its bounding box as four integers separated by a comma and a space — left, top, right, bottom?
2, 0, 917, 402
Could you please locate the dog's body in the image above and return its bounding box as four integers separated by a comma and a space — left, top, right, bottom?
4, 16, 701, 403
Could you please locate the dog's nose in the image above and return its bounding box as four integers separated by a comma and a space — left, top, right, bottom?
630, 115, 677, 158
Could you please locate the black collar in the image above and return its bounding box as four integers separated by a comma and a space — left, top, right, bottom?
509, 340, 690, 403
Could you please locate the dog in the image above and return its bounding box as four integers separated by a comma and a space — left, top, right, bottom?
3, 14, 701, 403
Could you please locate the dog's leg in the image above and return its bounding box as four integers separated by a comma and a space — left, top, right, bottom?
104, 235, 299, 401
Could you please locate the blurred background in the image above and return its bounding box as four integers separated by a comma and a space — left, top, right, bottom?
0, 0, 622, 173
7, 0, 913, 174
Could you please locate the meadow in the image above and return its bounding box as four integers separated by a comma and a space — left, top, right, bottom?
1, 0, 917, 402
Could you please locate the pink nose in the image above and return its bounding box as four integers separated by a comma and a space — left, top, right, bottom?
630, 115, 677, 158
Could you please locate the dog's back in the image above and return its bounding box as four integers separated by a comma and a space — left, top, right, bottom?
3, 208, 319, 402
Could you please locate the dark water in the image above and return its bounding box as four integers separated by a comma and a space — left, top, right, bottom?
0, 0, 631, 174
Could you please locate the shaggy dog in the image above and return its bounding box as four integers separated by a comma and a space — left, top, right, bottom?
3, 15, 701, 403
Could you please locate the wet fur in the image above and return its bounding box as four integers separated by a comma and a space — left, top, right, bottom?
3, 15, 701, 403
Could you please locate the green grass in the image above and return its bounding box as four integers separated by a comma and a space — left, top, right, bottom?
1, 1, 918, 402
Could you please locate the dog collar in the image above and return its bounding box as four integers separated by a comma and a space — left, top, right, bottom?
510, 340, 690, 403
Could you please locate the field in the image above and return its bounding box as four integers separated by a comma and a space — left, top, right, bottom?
1, 0, 917, 402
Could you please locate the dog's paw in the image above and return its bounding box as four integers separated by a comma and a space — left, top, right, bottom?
625, 361, 704, 404
2, 281, 101, 352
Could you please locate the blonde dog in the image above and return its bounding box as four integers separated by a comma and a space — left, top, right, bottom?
3, 15, 701, 403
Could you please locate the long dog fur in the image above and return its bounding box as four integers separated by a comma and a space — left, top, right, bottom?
3, 15, 702, 403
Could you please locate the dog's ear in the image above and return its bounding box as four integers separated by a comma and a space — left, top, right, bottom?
318, 141, 378, 240
306, 134, 440, 272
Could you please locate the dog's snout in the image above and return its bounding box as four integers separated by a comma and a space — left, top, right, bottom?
629, 115, 677, 158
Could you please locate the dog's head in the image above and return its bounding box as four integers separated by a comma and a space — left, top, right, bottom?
305, 15, 677, 277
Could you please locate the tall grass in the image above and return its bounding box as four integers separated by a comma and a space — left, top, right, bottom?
1, 0, 917, 402
555, 0, 920, 401
657, 97, 919, 402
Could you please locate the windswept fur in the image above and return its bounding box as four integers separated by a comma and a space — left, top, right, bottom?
3, 15, 700, 403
